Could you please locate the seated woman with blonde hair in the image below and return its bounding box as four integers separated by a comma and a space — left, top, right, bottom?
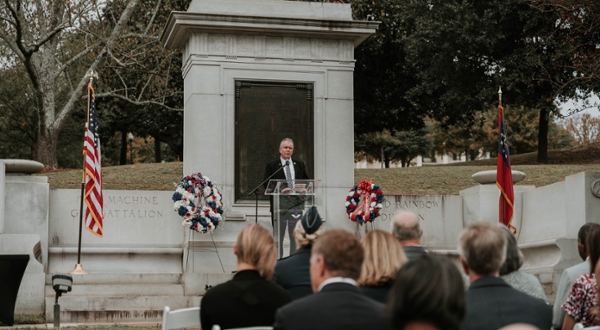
274, 206, 325, 300
358, 229, 408, 303
200, 224, 291, 330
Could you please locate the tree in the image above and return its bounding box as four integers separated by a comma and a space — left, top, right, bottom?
352, 0, 425, 138
397, 0, 588, 163
0, 0, 184, 169
561, 113, 600, 145
355, 129, 432, 168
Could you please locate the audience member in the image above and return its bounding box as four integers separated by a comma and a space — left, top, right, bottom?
274, 206, 325, 300
499, 226, 546, 300
553, 223, 600, 329
460, 222, 552, 330
357, 230, 407, 303
200, 224, 291, 330
387, 254, 465, 330
273, 229, 391, 330
562, 226, 600, 329
392, 211, 426, 260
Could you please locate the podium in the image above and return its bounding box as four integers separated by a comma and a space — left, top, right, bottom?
265, 179, 317, 258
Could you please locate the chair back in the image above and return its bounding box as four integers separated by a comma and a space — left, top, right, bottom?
162, 306, 200, 330
212, 326, 273, 330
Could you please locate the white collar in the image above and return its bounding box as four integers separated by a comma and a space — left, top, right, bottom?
317, 277, 357, 292
280, 157, 292, 166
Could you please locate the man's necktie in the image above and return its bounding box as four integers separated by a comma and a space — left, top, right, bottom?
284, 160, 294, 189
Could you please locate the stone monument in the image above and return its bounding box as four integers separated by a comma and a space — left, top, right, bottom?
161, 0, 378, 235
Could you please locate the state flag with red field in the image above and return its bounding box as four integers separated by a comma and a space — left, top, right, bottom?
496, 105, 515, 233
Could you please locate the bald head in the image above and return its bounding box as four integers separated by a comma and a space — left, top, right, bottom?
391, 211, 422, 244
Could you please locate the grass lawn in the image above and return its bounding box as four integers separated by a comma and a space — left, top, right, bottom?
38, 143, 600, 195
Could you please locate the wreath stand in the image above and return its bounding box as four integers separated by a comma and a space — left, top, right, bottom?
185, 229, 225, 273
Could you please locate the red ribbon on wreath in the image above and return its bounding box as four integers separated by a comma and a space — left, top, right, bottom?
350, 180, 373, 222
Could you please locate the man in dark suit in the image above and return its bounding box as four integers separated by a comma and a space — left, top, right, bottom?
263, 138, 309, 257
273, 229, 391, 330
391, 211, 427, 260
460, 222, 552, 330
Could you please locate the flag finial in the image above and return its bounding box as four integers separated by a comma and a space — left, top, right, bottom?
86, 69, 99, 86
498, 86, 503, 107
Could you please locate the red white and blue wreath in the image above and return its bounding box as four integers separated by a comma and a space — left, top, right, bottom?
172, 172, 224, 233
345, 180, 384, 224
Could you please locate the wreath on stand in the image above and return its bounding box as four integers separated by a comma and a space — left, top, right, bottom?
172, 172, 224, 233
345, 180, 384, 224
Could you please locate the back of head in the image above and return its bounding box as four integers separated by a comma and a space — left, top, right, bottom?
235, 224, 277, 280
499, 225, 524, 276
312, 229, 363, 280
588, 226, 600, 275
387, 255, 465, 330
391, 211, 421, 242
578, 222, 599, 245
358, 230, 407, 286
458, 222, 507, 276
293, 220, 325, 248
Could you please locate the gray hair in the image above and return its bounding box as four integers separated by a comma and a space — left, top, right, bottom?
280, 138, 294, 148
498, 225, 523, 275
391, 211, 421, 242
458, 222, 507, 276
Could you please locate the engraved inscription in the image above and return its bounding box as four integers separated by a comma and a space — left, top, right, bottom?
69, 195, 165, 219
266, 37, 283, 55
208, 35, 226, 53
323, 40, 339, 58
237, 36, 254, 55
295, 38, 310, 57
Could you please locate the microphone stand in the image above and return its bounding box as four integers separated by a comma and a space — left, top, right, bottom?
248, 161, 290, 224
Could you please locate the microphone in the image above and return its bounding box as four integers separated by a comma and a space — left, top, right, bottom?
285, 160, 290, 167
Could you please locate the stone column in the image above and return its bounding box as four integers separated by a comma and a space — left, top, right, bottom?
0, 160, 5, 234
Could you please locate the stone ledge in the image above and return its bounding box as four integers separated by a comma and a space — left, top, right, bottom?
48, 247, 183, 254
2, 159, 44, 174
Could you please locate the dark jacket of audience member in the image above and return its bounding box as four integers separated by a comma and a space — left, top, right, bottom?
274, 207, 325, 300
459, 222, 552, 330
273, 229, 391, 330
201, 224, 291, 330
387, 254, 465, 330
358, 230, 408, 303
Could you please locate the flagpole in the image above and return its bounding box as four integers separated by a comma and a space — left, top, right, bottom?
70, 70, 98, 275
498, 87, 503, 225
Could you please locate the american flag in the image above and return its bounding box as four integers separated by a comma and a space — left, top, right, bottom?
84, 85, 104, 237
496, 105, 515, 233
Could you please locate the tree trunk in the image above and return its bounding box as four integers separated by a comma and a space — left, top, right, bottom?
154, 138, 162, 163
384, 152, 390, 168
537, 107, 549, 163
36, 128, 59, 169
120, 131, 127, 165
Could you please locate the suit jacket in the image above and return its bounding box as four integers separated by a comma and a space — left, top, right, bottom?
273, 282, 392, 330
263, 158, 310, 212
552, 259, 589, 329
274, 247, 313, 300
465, 276, 552, 330
359, 283, 393, 304
200, 270, 291, 330
402, 245, 427, 261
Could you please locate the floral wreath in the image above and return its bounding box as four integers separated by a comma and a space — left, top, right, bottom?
172, 172, 224, 233
345, 180, 384, 224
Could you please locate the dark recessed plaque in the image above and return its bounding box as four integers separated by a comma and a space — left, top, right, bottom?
235, 81, 314, 202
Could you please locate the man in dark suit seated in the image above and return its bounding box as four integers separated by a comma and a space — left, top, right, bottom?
391, 211, 427, 260
273, 229, 391, 330
460, 222, 552, 330
263, 138, 309, 257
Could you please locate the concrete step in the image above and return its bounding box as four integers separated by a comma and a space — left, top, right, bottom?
45, 296, 197, 323
45, 273, 181, 285
45, 284, 184, 297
